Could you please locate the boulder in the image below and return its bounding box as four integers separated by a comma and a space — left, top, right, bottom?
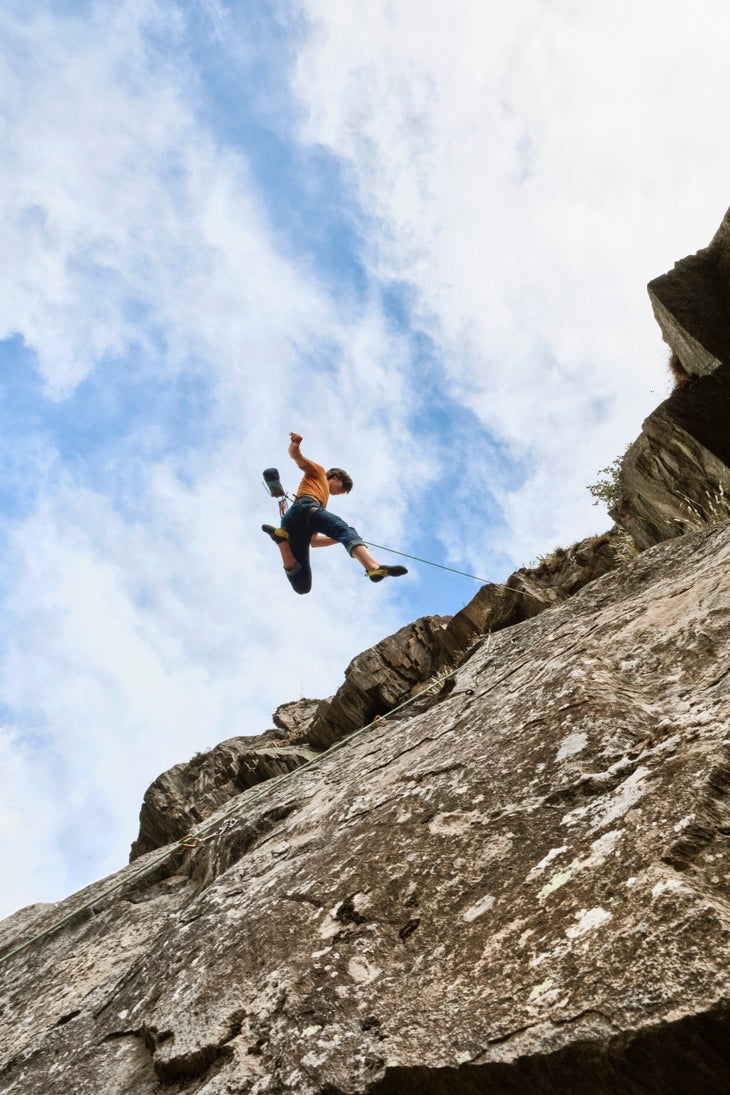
303, 615, 451, 749
273, 697, 323, 740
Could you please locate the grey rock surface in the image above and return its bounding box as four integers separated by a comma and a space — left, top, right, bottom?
612, 373, 730, 551
2, 521, 729, 1094
273, 697, 323, 740
131, 734, 319, 860
436, 530, 637, 665
614, 207, 730, 549
304, 615, 451, 749
648, 205, 730, 378
128, 534, 635, 862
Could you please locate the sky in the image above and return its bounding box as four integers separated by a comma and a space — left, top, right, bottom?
1, 0, 728, 920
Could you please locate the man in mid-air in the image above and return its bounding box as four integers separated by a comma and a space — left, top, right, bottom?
262, 432, 408, 595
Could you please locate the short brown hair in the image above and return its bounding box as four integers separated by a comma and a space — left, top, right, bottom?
326, 467, 353, 493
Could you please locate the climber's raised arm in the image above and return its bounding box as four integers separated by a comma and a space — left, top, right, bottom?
288, 432, 318, 474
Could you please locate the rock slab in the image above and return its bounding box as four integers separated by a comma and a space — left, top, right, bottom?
614, 206, 730, 549
2, 521, 729, 1094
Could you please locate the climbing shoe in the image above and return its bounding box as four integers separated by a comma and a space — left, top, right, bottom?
262, 524, 289, 544
367, 565, 408, 583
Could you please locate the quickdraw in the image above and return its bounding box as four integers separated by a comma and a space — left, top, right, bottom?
178, 834, 201, 850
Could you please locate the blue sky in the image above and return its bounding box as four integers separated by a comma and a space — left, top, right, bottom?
1, 0, 729, 919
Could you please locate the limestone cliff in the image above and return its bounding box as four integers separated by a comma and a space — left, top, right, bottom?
2, 217, 730, 1095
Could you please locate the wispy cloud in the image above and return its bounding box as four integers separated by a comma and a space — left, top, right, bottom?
1, 0, 727, 919
293, 0, 730, 561
0, 0, 423, 917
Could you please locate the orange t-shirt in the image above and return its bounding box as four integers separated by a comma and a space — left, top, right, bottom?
295, 461, 329, 507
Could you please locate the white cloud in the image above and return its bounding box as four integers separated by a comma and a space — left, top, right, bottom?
293, 0, 730, 559
0, 3, 327, 406
0, 1, 423, 919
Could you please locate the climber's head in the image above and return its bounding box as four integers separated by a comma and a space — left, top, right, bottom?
326, 468, 353, 495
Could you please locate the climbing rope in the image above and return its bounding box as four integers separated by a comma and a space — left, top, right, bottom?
365, 542, 492, 585
364, 542, 542, 602
0, 663, 465, 967
264, 473, 497, 584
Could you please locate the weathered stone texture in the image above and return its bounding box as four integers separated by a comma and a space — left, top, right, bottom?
130, 734, 319, 859
126, 533, 639, 859
614, 208, 730, 549
648, 205, 730, 377
2, 521, 729, 1094
273, 697, 323, 740
436, 530, 637, 665
303, 615, 451, 749
612, 377, 730, 551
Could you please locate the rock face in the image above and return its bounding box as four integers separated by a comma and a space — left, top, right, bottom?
130, 734, 320, 860
613, 367, 730, 551
128, 532, 636, 857
299, 615, 451, 750
648, 207, 730, 378
614, 208, 730, 548
1, 520, 729, 1094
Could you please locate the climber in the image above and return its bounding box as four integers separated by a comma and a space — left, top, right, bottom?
262, 432, 408, 595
